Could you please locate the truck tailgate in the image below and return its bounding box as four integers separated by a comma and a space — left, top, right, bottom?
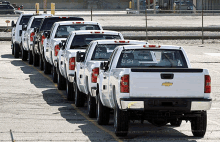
130, 68, 204, 98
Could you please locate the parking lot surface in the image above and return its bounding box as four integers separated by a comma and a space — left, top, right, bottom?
0, 40, 220, 141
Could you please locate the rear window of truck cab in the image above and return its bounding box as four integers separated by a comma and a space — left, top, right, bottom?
91, 44, 131, 60
70, 34, 121, 49
31, 18, 43, 28
55, 25, 101, 38
39, 17, 84, 31
19, 15, 32, 25
116, 49, 188, 68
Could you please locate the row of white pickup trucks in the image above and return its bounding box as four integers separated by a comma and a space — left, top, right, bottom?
11, 13, 212, 137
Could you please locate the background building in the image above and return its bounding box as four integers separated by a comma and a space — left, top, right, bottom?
3, 0, 220, 10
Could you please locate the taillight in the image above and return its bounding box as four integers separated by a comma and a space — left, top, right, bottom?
54, 44, 60, 56
91, 68, 99, 83
120, 75, 129, 93
204, 75, 211, 93
69, 57, 75, 70
41, 35, 45, 45
30, 32, 35, 41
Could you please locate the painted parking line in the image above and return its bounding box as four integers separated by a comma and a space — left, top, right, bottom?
23, 61, 123, 142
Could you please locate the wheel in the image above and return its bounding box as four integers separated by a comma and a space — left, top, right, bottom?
74, 80, 85, 107
114, 103, 129, 136
87, 94, 96, 118
52, 65, 58, 83
28, 50, 33, 64
14, 43, 19, 58
21, 47, 28, 61
12, 43, 14, 55
170, 119, 182, 127
39, 55, 44, 70
96, 94, 110, 124
191, 111, 207, 137
33, 51, 39, 66
44, 58, 51, 74
66, 79, 74, 101
57, 69, 66, 90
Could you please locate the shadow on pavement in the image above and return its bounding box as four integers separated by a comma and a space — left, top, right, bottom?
6, 55, 200, 142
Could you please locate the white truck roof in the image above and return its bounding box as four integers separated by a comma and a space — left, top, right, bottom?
91, 39, 148, 45
120, 44, 182, 50
55, 21, 101, 26
69, 30, 123, 36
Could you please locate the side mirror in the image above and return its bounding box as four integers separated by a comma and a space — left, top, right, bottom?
76, 52, 85, 62
100, 61, 109, 71
59, 42, 63, 49
44, 31, 50, 38
34, 27, 38, 33
11, 20, 15, 27
22, 25, 27, 30
61, 40, 66, 49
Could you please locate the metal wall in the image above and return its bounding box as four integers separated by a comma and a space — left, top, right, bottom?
7, 0, 130, 9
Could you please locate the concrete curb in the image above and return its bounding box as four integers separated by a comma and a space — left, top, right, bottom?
1, 36, 220, 41
124, 35, 220, 40
103, 26, 220, 31
0, 37, 11, 41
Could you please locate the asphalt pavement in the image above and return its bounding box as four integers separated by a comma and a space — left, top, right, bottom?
0, 41, 220, 141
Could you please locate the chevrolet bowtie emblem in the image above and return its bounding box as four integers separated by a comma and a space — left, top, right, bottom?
128, 102, 137, 108
162, 82, 173, 87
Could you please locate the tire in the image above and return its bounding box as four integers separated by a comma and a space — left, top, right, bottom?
87, 94, 96, 118
114, 103, 129, 136
96, 94, 110, 125
14, 43, 19, 58
28, 50, 33, 64
44, 58, 51, 74
74, 80, 85, 107
21, 47, 28, 61
66, 79, 74, 101
57, 69, 66, 90
52, 65, 58, 83
33, 51, 39, 66
191, 111, 207, 137
12, 43, 14, 55
39, 55, 44, 71
170, 119, 182, 127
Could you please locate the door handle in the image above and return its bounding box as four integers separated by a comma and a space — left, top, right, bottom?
61, 61, 63, 65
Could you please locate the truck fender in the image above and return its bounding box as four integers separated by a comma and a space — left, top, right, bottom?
110, 85, 116, 109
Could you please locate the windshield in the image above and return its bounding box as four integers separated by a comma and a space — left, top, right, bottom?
19, 15, 32, 25
91, 44, 130, 60
31, 18, 43, 28
70, 34, 121, 49
55, 24, 101, 38
116, 49, 188, 68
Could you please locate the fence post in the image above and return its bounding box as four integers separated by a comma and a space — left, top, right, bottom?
91, 6, 93, 21
145, 8, 148, 42
35, 3, 39, 14
51, 3, 55, 15
43, 0, 47, 13
202, 0, 204, 44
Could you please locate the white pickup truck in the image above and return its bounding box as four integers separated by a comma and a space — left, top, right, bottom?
11, 13, 33, 58
74, 40, 148, 117
21, 14, 52, 63
96, 44, 212, 137
57, 30, 123, 103
43, 21, 103, 78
